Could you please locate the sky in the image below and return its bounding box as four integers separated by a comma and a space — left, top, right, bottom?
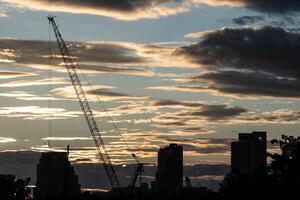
0, 0, 300, 169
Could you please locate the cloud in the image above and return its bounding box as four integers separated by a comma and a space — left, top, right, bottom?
80, 66, 154, 77
165, 137, 233, 155
52, 85, 146, 101
136, 97, 300, 126
239, 109, 300, 124
0, 39, 185, 75
232, 15, 265, 25
3, 0, 190, 20
186, 104, 248, 120
176, 26, 300, 77
87, 88, 145, 100
41, 137, 92, 141
0, 137, 16, 143
190, 71, 300, 98
0, 106, 80, 120
0, 70, 37, 79
0, 4, 7, 17
3, 0, 300, 21
149, 99, 204, 107
148, 99, 300, 126
0, 39, 145, 66
184, 30, 216, 39
230, 15, 299, 27
0, 91, 63, 101
192, 0, 300, 13
175, 26, 300, 98
0, 77, 68, 88
153, 104, 248, 128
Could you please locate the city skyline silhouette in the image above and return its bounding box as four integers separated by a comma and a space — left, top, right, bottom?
0, 0, 300, 199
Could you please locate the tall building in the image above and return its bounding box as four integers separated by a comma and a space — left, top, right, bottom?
35, 152, 81, 198
156, 144, 183, 193
231, 131, 267, 175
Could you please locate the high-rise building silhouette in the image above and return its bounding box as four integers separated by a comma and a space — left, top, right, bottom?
155, 144, 183, 193
35, 152, 81, 198
231, 132, 267, 174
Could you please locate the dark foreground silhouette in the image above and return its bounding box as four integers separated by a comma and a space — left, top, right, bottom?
1, 135, 299, 200
0, 174, 31, 200
220, 135, 300, 200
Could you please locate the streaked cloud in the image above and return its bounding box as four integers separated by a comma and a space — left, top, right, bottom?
0, 106, 80, 120
0, 91, 63, 101
239, 109, 300, 125
0, 70, 37, 79
0, 77, 68, 88
182, 104, 248, 120
149, 99, 204, 108
52, 85, 146, 102
3, 0, 191, 20
0, 6, 6, 17
3, 0, 299, 21
0, 137, 16, 143
41, 137, 92, 141
0, 39, 190, 76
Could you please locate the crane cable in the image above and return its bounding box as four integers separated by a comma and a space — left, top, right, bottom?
77, 67, 140, 164
47, 21, 53, 149
47, 23, 140, 163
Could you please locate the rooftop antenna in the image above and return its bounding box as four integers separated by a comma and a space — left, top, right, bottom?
67, 144, 70, 157
47, 15, 55, 149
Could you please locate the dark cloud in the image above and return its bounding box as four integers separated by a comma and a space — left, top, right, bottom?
81, 65, 153, 76
175, 26, 300, 98
167, 138, 233, 154
270, 16, 298, 27
243, 109, 300, 124
87, 89, 130, 97
32, 0, 174, 12
232, 0, 300, 13
189, 105, 248, 120
182, 143, 228, 154
159, 121, 187, 126
200, 0, 300, 14
193, 71, 300, 98
154, 103, 248, 126
86, 88, 145, 100
183, 127, 207, 132
231, 15, 298, 27
150, 99, 203, 107
0, 39, 154, 76
0, 39, 145, 64
176, 26, 300, 78
232, 15, 265, 25
68, 42, 145, 64
8, 0, 300, 18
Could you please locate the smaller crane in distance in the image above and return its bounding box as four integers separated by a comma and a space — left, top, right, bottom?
47, 16, 143, 194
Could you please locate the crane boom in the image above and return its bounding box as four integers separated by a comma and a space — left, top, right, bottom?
47, 16, 121, 189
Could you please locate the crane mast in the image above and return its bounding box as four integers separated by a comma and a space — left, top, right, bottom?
47, 16, 121, 189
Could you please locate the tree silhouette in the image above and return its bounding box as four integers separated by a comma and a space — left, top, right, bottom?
0, 174, 31, 200
220, 134, 300, 200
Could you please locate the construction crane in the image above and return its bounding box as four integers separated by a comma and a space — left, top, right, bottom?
47, 16, 143, 192
185, 176, 192, 188
129, 163, 143, 193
